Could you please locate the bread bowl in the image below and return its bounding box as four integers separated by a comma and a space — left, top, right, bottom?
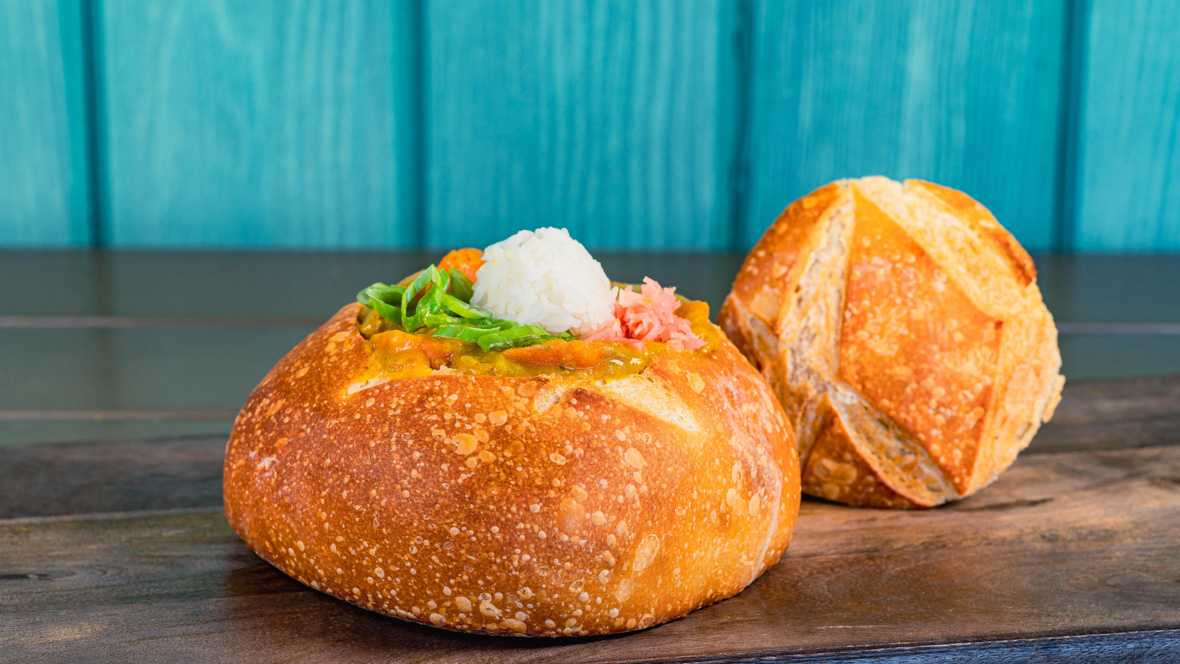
225, 228, 800, 636
719, 177, 1064, 508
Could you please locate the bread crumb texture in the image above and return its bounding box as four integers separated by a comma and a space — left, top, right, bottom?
224, 305, 800, 636
720, 177, 1064, 508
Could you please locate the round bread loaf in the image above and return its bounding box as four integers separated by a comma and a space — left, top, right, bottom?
224, 303, 799, 636
719, 177, 1064, 508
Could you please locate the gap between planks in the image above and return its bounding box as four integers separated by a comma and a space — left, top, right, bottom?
0, 505, 222, 527
1, 445, 1177, 663
2, 316, 1178, 335
0, 410, 236, 421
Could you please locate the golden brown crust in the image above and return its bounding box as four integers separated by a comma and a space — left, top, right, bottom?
839, 189, 999, 494
911, 180, 1037, 287
800, 397, 919, 509
731, 182, 847, 325
225, 304, 799, 636
720, 177, 1063, 508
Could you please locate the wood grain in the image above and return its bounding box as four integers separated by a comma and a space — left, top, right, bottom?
1074, 0, 1180, 251
1034, 254, 1180, 324
0, 0, 91, 246
8, 251, 1180, 324
0, 327, 309, 412
743, 0, 1066, 251
1058, 334, 1180, 382
1, 325, 1173, 425
426, 0, 735, 250
0, 420, 230, 449
4, 1, 1180, 253
0, 250, 432, 318
98, 0, 419, 248
1031, 376, 1180, 454
0, 250, 745, 318
3, 376, 1176, 519
1, 445, 1177, 662
0, 437, 225, 519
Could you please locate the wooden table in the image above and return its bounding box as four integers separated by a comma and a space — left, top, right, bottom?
2, 251, 1178, 662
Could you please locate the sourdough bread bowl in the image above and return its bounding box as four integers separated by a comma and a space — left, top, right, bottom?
719, 177, 1064, 508
225, 230, 800, 636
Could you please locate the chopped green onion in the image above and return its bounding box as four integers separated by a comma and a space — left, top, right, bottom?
475, 325, 553, 351
422, 313, 471, 328
441, 293, 492, 319
429, 265, 450, 295
356, 263, 573, 349
447, 268, 474, 301
400, 269, 434, 328
406, 284, 444, 330
370, 298, 402, 324
358, 283, 403, 307
433, 324, 501, 342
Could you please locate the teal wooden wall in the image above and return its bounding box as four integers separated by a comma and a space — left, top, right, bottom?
0, 0, 93, 246
1, 0, 1177, 252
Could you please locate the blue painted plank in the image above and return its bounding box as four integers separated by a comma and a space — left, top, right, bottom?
1075, 0, 1180, 251
99, 0, 419, 248
426, 0, 735, 251
743, 0, 1066, 251
0, 0, 92, 246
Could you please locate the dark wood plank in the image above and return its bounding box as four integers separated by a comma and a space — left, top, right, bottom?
2, 376, 1177, 520
2, 327, 1174, 425
1034, 254, 1180, 325
97, 0, 419, 248
743, 0, 1067, 251
6, 252, 1180, 325
1031, 375, 1180, 454
426, 0, 736, 251
0, 0, 92, 246
0, 326, 310, 413
0, 250, 741, 318
2, 445, 1177, 662
1058, 335, 1180, 381
0, 436, 225, 520
0, 419, 229, 448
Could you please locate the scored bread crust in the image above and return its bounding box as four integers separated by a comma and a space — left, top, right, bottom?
719, 177, 1064, 508
224, 303, 800, 636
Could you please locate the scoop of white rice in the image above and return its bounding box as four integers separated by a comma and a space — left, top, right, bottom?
472, 227, 614, 336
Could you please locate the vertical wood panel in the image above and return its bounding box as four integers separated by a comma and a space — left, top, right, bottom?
426, 0, 734, 250
1075, 0, 1180, 251
0, 0, 92, 246
743, 0, 1066, 251
99, 0, 419, 248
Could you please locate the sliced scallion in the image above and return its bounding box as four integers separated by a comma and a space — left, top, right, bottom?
447, 268, 474, 301
475, 325, 552, 351
433, 325, 501, 342
356, 262, 573, 349
441, 293, 492, 319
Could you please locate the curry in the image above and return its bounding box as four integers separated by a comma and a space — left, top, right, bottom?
355, 298, 717, 382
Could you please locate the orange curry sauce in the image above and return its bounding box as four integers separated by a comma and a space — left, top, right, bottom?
354, 299, 717, 381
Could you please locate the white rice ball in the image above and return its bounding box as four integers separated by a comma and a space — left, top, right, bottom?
472, 228, 615, 336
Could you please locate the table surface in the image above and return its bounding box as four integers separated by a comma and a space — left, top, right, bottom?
2, 251, 1179, 663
